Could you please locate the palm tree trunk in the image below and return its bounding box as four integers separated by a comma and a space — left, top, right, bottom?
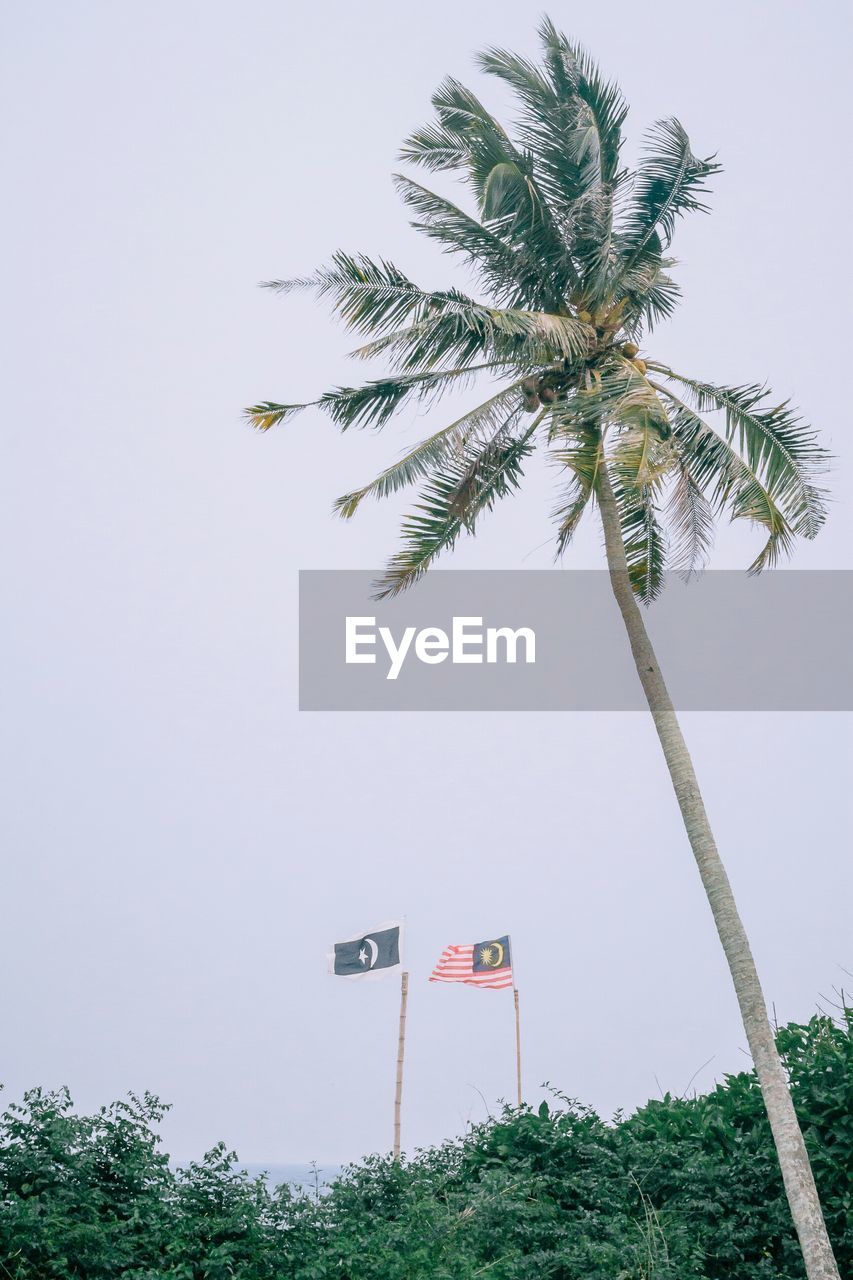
595, 461, 839, 1280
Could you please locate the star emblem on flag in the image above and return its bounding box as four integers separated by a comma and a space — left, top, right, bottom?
328, 922, 403, 980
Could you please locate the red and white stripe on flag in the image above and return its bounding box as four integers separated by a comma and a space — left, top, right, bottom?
429, 943, 513, 990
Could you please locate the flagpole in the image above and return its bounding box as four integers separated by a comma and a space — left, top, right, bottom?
393, 970, 409, 1159
513, 985, 522, 1107
508, 934, 522, 1107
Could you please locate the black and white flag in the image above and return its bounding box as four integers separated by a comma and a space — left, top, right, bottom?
328, 920, 404, 981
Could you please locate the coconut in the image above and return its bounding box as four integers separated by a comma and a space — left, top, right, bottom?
577, 310, 593, 324
622, 342, 640, 358
631, 358, 648, 375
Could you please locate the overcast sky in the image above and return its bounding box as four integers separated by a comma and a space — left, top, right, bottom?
2, 0, 851, 1165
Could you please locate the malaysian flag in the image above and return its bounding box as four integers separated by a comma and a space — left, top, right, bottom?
429, 935, 513, 989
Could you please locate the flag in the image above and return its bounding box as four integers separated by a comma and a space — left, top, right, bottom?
429, 935, 513, 989
328, 920, 404, 980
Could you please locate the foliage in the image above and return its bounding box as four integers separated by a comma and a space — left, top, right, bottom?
1, 1013, 849, 1278
0, 1091, 309, 1279
249, 17, 829, 603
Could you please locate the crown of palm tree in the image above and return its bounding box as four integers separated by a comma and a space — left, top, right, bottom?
248, 17, 828, 601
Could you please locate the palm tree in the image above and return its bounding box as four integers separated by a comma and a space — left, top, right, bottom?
248, 20, 838, 1278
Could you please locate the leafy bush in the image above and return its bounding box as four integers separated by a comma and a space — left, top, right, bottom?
1, 1013, 849, 1278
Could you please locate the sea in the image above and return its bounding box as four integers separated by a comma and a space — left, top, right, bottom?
237, 1163, 343, 1192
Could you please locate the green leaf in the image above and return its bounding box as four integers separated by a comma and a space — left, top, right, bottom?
616, 119, 720, 269
317, 364, 497, 431
550, 422, 602, 555
653, 369, 828, 540
654, 383, 798, 572
393, 174, 554, 312
243, 401, 308, 431
262, 252, 456, 337
665, 456, 716, 575
349, 297, 593, 373
374, 413, 542, 597
611, 465, 666, 603
334, 379, 530, 516
398, 77, 577, 302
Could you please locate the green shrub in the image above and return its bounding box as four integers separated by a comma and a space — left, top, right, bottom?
1, 1012, 849, 1278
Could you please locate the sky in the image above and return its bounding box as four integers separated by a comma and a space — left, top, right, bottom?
1, 0, 851, 1165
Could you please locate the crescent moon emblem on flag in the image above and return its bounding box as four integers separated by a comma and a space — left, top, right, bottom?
485, 941, 504, 967
364, 937, 379, 968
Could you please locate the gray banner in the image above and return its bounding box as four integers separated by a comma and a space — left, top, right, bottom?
298, 570, 853, 711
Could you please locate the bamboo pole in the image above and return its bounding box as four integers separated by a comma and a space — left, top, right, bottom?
393, 971, 409, 1159
513, 987, 522, 1107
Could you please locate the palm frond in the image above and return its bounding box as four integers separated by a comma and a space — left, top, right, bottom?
246, 365, 500, 435
351, 314, 491, 373
427, 77, 553, 217
374, 413, 542, 597
478, 25, 627, 302
399, 79, 576, 301
538, 21, 627, 301
552, 354, 669, 445
244, 401, 309, 431
420, 76, 515, 182
665, 455, 716, 575
547, 356, 638, 438
568, 187, 620, 306
654, 384, 797, 571
550, 423, 602, 554
617, 120, 719, 263
538, 19, 627, 190
317, 363, 497, 432
393, 175, 543, 309
261, 252, 451, 337
398, 119, 469, 172
333, 379, 528, 516
481, 160, 533, 222
350, 299, 593, 372
620, 259, 681, 335
611, 418, 676, 488
476, 45, 587, 205
653, 369, 828, 539
609, 462, 667, 602
609, 354, 671, 440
